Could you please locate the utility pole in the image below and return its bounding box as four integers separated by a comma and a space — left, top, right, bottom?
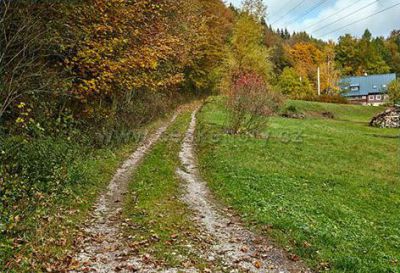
317, 66, 321, 96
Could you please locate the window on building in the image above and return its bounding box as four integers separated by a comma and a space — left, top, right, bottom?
373, 85, 377, 89
376, 95, 382, 101
351, 86, 359, 91
382, 84, 387, 88
369, 95, 374, 101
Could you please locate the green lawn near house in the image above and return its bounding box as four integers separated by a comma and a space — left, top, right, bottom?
196, 97, 400, 273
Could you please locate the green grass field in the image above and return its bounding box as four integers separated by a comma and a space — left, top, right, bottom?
196, 97, 400, 272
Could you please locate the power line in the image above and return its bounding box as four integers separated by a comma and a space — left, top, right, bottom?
312, 0, 378, 33
320, 2, 400, 37
271, 0, 307, 25
285, 0, 332, 27
268, 0, 293, 22
303, 0, 364, 30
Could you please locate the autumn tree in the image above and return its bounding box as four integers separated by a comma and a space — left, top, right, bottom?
286, 42, 323, 84
335, 34, 360, 76
319, 43, 341, 94
388, 79, 400, 105
0, 0, 235, 135
47, 0, 233, 128
224, 0, 282, 134
385, 30, 400, 75
358, 29, 390, 74
221, 3, 272, 92
270, 43, 291, 75
335, 30, 391, 76
278, 67, 313, 99
182, 0, 234, 92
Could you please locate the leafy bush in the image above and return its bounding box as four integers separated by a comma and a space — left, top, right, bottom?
0, 137, 82, 236
303, 94, 349, 104
280, 104, 305, 119
388, 79, 400, 105
226, 72, 283, 135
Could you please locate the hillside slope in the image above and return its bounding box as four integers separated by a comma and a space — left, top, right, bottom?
197, 97, 400, 272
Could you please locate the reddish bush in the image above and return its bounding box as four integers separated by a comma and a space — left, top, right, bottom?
227, 72, 283, 134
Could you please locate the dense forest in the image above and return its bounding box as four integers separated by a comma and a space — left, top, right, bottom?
262, 24, 400, 99
1, 1, 400, 135
1, 0, 234, 136
0, 0, 399, 271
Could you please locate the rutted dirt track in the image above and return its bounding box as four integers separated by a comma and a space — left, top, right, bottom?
177, 107, 311, 273
71, 113, 178, 273
70, 106, 310, 273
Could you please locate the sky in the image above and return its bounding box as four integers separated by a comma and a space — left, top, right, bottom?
228, 0, 400, 41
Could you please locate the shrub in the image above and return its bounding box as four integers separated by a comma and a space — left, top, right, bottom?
226, 72, 283, 135
0, 137, 81, 235
280, 104, 305, 119
303, 94, 349, 104
388, 79, 400, 105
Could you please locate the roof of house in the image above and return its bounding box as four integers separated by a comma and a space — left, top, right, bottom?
340, 73, 396, 97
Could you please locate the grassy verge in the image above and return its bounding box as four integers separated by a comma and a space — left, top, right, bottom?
122, 106, 218, 271
0, 118, 167, 272
196, 96, 400, 273
283, 99, 387, 122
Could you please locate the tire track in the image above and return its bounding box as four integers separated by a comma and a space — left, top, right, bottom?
70, 113, 178, 273
177, 107, 311, 273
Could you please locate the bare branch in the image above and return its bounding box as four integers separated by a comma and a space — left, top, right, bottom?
0, 0, 49, 120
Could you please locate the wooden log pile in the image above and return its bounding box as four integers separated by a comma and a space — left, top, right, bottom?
370, 107, 400, 128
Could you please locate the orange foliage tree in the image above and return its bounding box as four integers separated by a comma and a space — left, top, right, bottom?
47, 0, 232, 124
1, 0, 233, 132
284, 42, 340, 96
